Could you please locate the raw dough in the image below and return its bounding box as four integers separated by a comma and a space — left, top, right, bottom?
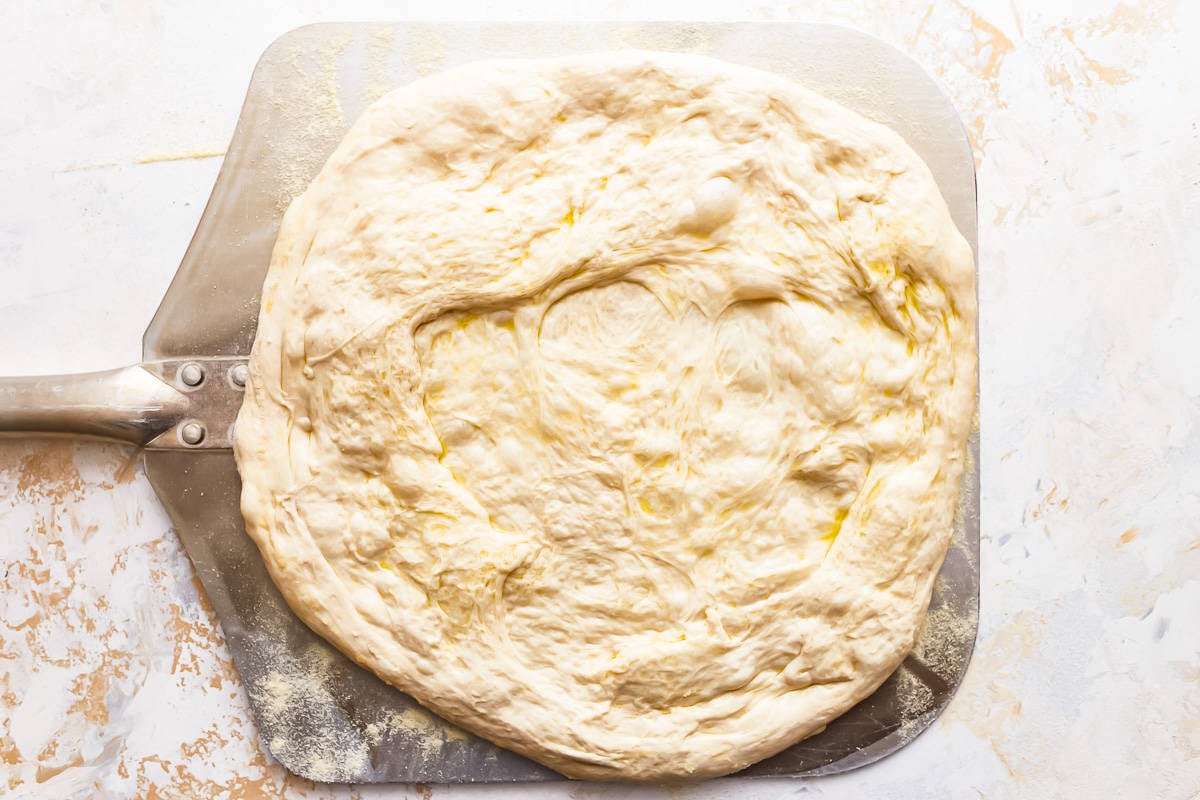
234, 51, 976, 780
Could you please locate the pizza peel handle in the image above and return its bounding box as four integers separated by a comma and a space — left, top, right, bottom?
0, 357, 249, 450
0, 366, 188, 445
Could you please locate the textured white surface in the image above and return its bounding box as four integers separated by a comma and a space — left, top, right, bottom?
1, 1, 1198, 798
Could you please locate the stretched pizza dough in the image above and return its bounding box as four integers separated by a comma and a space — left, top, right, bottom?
234, 51, 976, 780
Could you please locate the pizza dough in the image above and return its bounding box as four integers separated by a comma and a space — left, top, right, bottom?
234, 51, 976, 780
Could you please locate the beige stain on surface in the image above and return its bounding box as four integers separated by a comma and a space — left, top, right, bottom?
1, 674, 23, 792
959, 0, 1015, 83
1042, 0, 1178, 128
12, 442, 85, 500
33, 753, 83, 784
1025, 481, 1070, 524
159, 566, 235, 682
1084, 1, 1178, 37
907, 0, 1015, 164
1044, 27, 1133, 93
66, 646, 131, 728
0, 441, 293, 797
2, 444, 96, 787
907, 0, 1176, 171
941, 610, 1047, 780
961, 3, 1014, 164
131, 748, 317, 800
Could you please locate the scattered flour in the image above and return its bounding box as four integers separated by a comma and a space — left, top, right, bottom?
265, 34, 351, 212
247, 638, 370, 782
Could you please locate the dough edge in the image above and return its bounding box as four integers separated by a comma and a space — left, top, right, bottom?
234, 50, 977, 781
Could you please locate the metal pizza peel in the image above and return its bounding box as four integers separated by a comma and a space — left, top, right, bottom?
0, 22, 979, 783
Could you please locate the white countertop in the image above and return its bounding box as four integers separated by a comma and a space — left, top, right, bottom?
2, 1, 1198, 798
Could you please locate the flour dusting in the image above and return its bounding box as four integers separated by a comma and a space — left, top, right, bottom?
365, 28, 397, 104
266, 34, 351, 212
245, 636, 370, 782
913, 602, 978, 684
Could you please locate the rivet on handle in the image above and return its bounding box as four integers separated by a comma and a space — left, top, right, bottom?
180, 363, 205, 387
229, 363, 248, 388
179, 421, 206, 445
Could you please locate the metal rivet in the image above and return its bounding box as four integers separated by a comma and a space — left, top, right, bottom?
180, 421, 206, 445
180, 363, 204, 387
230, 363, 249, 388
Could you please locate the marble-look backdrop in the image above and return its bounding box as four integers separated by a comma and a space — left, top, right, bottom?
1, 1, 1196, 798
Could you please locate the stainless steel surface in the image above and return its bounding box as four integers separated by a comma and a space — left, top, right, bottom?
1, 21, 980, 784
0, 365, 187, 445
141, 358, 247, 449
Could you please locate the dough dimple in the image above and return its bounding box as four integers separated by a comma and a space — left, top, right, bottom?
234, 50, 976, 781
